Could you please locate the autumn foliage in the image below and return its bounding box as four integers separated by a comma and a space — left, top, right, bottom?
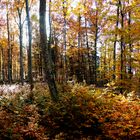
0, 84, 140, 140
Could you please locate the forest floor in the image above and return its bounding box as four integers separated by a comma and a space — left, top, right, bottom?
0, 84, 28, 93
0, 83, 140, 140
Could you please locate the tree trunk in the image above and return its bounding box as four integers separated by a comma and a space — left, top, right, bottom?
39, 0, 58, 101
120, 0, 125, 93
48, 0, 56, 80
17, 9, 24, 85
1, 48, 5, 82
113, 3, 119, 80
62, 0, 67, 82
128, 1, 132, 79
85, 15, 92, 84
77, 14, 83, 83
94, 6, 98, 85
25, 0, 33, 90
48, 0, 52, 53
7, 12, 12, 84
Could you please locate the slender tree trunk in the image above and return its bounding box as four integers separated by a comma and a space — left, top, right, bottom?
39, 52, 43, 77
7, 12, 12, 84
10, 45, 13, 81
103, 46, 107, 80
53, 28, 60, 82
113, 3, 120, 80
84, 1, 91, 84
62, 0, 67, 82
11, 34, 14, 81
128, 1, 132, 79
120, 0, 125, 93
48, 0, 56, 80
78, 14, 81, 49
94, 7, 98, 85
77, 14, 83, 83
25, 0, 33, 90
1, 48, 5, 82
85, 16, 92, 84
0, 48, 1, 81
48, 0, 52, 52
39, 0, 58, 101
18, 13, 24, 85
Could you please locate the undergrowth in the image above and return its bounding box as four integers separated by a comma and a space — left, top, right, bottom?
0, 83, 140, 140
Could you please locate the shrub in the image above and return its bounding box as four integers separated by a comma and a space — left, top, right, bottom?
40, 84, 140, 139
0, 84, 140, 139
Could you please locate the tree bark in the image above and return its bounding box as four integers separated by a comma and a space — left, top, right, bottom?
7, 12, 12, 84
25, 0, 33, 90
1, 48, 5, 82
39, 0, 58, 101
113, 3, 120, 80
119, 0, 125, 93
62, 0, 67, 82
128, 1, 132, 79
77, 14, 83, 83
94, 6, 98, 85
17, 8, 24, 85
48, 0, 52, 53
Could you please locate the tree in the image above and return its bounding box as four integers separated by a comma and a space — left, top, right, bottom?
62, 0, 68, 82
113, 1, 120, 80
25, 0, 33, 90
14, 0, 25, 85
6, 9, 12, 83
39, 0, 58, 101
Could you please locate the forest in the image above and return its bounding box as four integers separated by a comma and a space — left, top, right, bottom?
0, 0, 140, 139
